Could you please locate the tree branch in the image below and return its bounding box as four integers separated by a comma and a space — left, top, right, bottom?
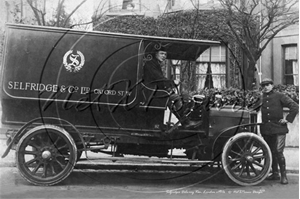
26, 0, 42, 25
56, 0, 66, 27
62, 0, 87, 27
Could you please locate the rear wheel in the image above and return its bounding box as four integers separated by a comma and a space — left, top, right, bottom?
16, 125, 77, 186
222, 132, 272, 186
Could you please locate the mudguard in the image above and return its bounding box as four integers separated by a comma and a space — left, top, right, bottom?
1, 117, 86, 158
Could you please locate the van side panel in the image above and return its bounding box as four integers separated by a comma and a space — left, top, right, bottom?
1, 25, 165, 130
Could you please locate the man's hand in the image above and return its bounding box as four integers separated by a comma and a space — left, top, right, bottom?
166, 87, 175, 95
279, 119, 288, 124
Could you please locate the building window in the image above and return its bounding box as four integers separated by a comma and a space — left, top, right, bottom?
109, 0, 140, 12
168, 0, 176, 9
283, 45, 298, 86
172, 60, 181, 81
196, 46, 227, 89
122, 0, 135, 9
169, 46, 227, 91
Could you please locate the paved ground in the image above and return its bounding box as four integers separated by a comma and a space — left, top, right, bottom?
0, 167, 299, 199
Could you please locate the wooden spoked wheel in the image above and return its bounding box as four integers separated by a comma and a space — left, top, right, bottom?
16, 125, 77, 186
222, 132, 272, 186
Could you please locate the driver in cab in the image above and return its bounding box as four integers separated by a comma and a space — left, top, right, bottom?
143, 46, 201, 129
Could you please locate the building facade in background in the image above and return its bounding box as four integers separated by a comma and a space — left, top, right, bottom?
96, 0, 299, 89
261, 24, 299, 86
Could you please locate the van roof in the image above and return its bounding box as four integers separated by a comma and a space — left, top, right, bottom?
6, 23, 220, 60
6, 23, 220, 45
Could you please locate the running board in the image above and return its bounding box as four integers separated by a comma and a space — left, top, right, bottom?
78, 156, 214, 165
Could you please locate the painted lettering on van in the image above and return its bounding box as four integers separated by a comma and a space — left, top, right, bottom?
8, 81, 59, 92
7, 79, 169, 113
6, 81, 124, 96
41, 80, 136, 112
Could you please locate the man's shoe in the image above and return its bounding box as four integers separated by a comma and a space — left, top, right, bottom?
278, 157, 288, 185
280, 172, 288, 184
266, 172, 280, 180
184, 120, 202, 129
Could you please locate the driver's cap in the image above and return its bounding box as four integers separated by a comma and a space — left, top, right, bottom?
260, 78, 273, 86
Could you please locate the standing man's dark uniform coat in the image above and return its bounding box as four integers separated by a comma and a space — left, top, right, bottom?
260, 90, 298, 135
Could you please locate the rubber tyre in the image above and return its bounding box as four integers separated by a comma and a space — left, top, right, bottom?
222, 132, 272, 186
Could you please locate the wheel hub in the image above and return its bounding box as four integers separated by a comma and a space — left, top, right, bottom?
245, 155, 254, 162
39, 146, 56, 162
42, 150, 52, 159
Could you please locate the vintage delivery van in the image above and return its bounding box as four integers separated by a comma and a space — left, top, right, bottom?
1, 24, 271, 186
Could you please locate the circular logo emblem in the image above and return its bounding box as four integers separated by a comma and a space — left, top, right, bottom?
63, 50, 85, 72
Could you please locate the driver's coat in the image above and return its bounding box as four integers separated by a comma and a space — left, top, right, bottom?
143, 58, 174, 90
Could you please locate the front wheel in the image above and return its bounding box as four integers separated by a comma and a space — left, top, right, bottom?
222, 132, 272, 186
16, 125, 77, 186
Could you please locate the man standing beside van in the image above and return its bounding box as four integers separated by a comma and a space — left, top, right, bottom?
258, 78, 299, 185
143, 46, 201, 129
